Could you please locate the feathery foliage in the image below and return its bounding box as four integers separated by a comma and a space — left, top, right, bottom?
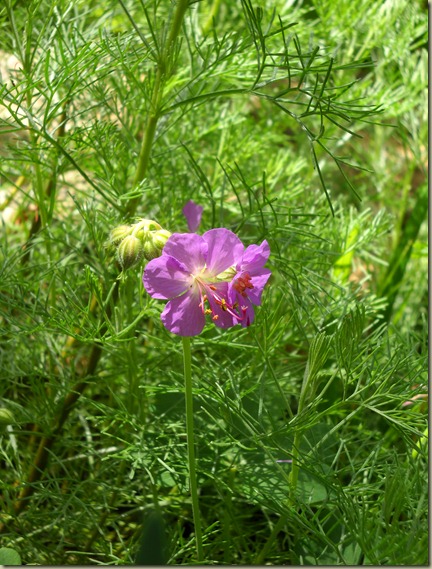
0, 0, 427, 564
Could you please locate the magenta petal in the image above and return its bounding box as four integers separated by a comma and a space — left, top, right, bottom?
143, 255, 191, 300
161, 290, 205, 336
245, 270, 272, 305
241, 297, 255, 327
182, 200, 203, 232
234, 295, 254, 327
237, 240, 270, 273
203, 228, 244, 276
163, 233, 206, 273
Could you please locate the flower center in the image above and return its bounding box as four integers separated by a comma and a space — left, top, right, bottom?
215, 266, 237, 281
192, 272, 247, 324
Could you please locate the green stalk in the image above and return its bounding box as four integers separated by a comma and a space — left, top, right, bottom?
254, 513, 288, 565
289, 363, 313, 497
125, 0, 190, 218
182, 337, 204, 561
202, 0, 222, 35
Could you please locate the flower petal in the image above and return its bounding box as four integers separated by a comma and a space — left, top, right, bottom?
143, 255, 192, 300
237, 240, 270, 273
203, 228, 244, 276
245, 270, 272, 305
182, 200, 203, 232
161, 290, 205, 336
163, 233, 206, 273
233, 294, 254, 327
241, 297, 255, 327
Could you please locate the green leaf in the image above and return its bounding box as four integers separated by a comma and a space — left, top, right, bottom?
0, 548, 22, 565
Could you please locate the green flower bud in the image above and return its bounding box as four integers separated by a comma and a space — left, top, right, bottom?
117, 235, 144, 269
142, 229, 172, 261
109, 224, 132, 246
131, 219, 162, 235
152, 229, 171, 249
142, 239, 160, 261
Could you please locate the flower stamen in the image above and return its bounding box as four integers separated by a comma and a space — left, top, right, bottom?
233, 272, 254, 297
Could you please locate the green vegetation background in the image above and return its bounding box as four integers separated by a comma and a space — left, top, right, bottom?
0, 0, 428, 564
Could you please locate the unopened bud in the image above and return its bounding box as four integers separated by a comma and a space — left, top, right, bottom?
117, 235, 143, 269
109, 225, 132, 246
131, 219, 162, 236
142, 229, 172, 261
152, 229, 171, 249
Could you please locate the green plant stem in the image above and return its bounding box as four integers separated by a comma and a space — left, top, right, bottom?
125, 0, 190, 218
254, 514, 288, 565
182, 336, 204, 562
4, 0, 193, 529
3, 0, 192, 535
289, 368, 311, 498
164, 0, 190, 58
202, 0, 222, 35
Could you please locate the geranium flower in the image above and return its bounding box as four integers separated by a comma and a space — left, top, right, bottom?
228, 240, 272, 327
182, 200, 203, 232
143, 229, 245, 336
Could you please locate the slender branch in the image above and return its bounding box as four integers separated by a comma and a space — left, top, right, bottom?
21, 107, 69, 266
125, 0, 190, 218
254, 514, 288, 565
202, 0, 222, 35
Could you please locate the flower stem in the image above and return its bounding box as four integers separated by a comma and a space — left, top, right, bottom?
182, 336, 204, 561
254, 514, 288, 565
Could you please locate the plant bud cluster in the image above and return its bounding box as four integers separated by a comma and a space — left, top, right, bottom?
108, 219, 171, 270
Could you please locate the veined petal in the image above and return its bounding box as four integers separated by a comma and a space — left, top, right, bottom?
237, 240, 270, 273
161, 290, 205, 336
182, 200, 203, 232
163, 233, 207, 273
245, 270, 272, 305
143, 255, 192, 300
203, 228, 244, 276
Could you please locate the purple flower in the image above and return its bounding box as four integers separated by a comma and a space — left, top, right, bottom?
228, 240, 272, 327
143, 229, 271, 336
143, 229, 243, 336
182, 200, 203, 232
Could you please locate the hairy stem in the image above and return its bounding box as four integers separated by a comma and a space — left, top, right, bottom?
182, 337, 204, 561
